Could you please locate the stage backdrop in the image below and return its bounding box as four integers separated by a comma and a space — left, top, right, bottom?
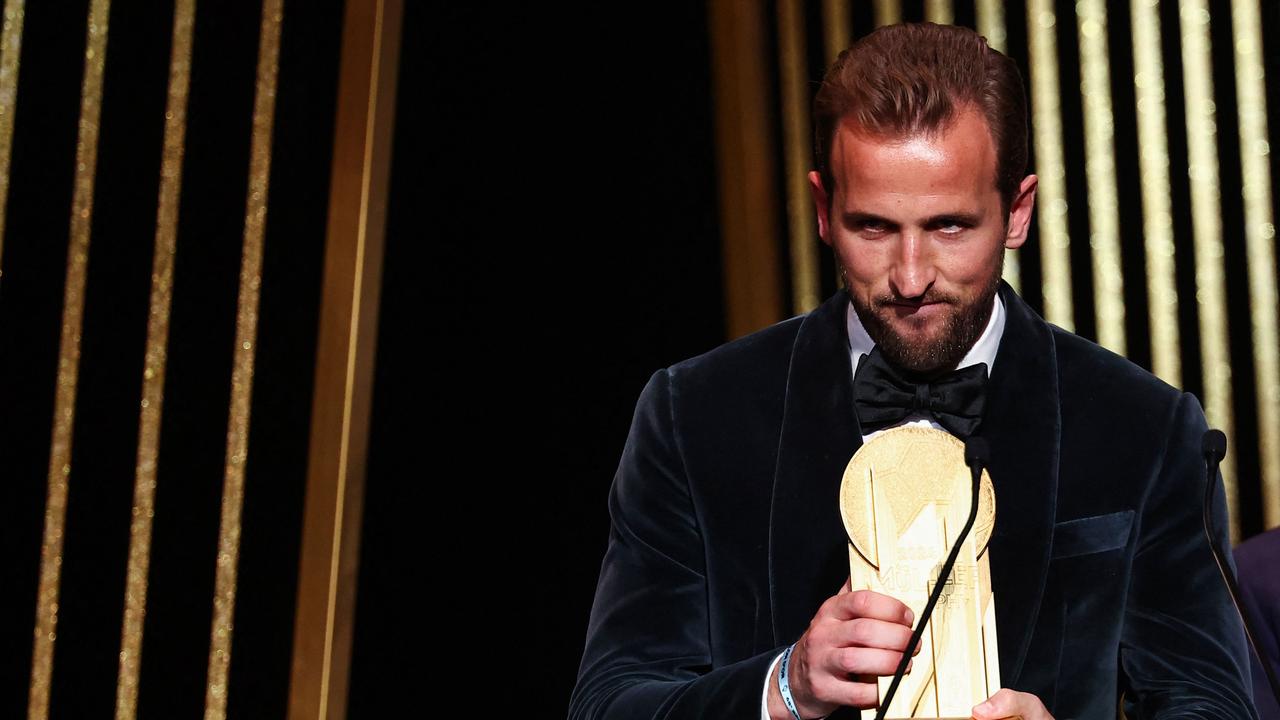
0, 0, 413, 717
708, 0, 1280, 543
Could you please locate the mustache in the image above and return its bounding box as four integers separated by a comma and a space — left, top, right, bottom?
871, 291, 960, 307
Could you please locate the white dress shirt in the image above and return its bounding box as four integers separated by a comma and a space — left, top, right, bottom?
759, 293, 1006, 720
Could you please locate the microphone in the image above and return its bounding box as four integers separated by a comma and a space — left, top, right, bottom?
966, 437, 990, 469
1200, 429, 1280, 707
1202, 428, 1227, 461
875, 437, 989, 720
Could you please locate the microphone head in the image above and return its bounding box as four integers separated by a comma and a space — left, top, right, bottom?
1202, 429, 1227, 460
965, 437, 990, 468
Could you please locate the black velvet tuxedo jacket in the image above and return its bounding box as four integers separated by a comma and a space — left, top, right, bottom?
570, 283, 1256, 719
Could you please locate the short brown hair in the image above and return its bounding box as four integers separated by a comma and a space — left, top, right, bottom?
813, 23, 1028, 212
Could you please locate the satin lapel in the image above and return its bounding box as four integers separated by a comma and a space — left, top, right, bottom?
979, 282, 1060, 685
769, 291, 864, 645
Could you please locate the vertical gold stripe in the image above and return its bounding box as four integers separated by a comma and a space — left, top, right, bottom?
203, 1, 283, 716
28, 1, 110, 717
975, 0, 1019, 294
1025, 0, 1074, 330
820, 0, 847, 292
1076, 0, 1125, 354
821, 0, 848, 60
1131, 0, 1181, 387
315, 2, 386, 702
114, 2, 195, 717
0, 0, 26, 281
710, 0, 782, 337
924, 0, 952, 25
873, 0, 900, 27
1230, 0, 1280, 529
288, 1, 401, 717
975, 0, 1007, 51
1178, 0, 1236, 541
778, 0, 819, 313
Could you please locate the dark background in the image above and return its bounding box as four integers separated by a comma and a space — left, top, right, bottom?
1, 0, 1275, 715
414, 2, 730, 714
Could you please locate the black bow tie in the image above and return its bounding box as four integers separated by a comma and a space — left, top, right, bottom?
852, 348, 988, 438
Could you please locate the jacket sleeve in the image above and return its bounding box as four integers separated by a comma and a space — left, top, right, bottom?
568, 368, 787, 719
1119, 392, 1258, 719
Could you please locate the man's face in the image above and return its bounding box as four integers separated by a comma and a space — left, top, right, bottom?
809, 107, 1037, 376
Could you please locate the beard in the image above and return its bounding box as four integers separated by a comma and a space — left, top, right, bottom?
845, 265, 1001, 378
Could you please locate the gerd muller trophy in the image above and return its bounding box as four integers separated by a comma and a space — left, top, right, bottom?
839, 426, 1000, 719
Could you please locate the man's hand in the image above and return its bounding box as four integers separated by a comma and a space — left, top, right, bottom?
767, 579, 919, 720
970, 688, 1054, 720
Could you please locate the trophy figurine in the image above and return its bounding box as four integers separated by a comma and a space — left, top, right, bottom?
838, 426, 1000, 719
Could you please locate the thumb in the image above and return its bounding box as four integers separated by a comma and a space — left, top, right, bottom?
838, 576, 852, 594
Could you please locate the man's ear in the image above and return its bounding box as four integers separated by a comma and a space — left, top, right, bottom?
808, 170, 832, 246
1004, 174, 1037, 250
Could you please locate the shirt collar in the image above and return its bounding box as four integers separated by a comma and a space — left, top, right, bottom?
845, 292, 1006, 378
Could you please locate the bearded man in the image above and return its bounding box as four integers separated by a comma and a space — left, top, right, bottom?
569, 22, 1256, 720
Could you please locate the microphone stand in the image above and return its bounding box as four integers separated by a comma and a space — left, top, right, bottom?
874, 438, 989, 720
1201, 429, 1280, 708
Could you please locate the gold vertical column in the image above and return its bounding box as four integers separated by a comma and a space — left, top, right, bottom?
1131, 0, 1181, 387
820, 0, 848, 292
975, 0, 1018, 293
27, 2, 110, 718
1178, 0, 1236, 541
114, 1, 195, 717
924, 0, 952, 25
1025, 0, 1074, 330
1230, 0, 1280, 528
821, 0, 848, 59
778, 0, 820, 314
874, 0, 900, 27
1075, 0, 1125, 354
975, 0, 1006, 50
710, 0, 782, 337
287, 0, 401, 718
819, 0, 849, 292
203, 0, 283, 717
0, 0, 26, 280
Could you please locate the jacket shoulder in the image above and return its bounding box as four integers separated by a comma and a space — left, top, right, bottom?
666, 313, 807, 387
1050, 325, 1187, 424
649, 312, 810, 439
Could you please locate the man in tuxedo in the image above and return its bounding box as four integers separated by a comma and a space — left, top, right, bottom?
569, 23, 1256, 720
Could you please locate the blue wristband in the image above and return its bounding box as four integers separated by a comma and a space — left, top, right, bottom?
778, 643, 803, 720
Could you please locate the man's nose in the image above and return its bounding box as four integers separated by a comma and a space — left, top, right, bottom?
889, 232, 935, 300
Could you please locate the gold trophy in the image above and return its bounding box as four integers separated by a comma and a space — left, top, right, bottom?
839, 426, 1000, 719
